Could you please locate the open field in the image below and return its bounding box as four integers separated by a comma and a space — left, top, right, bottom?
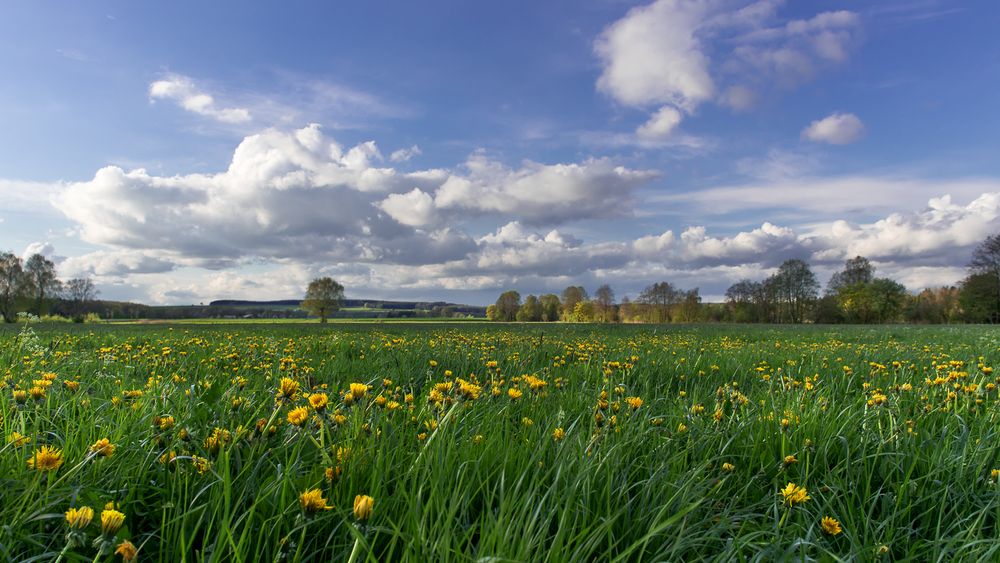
3, 322, 1000, 561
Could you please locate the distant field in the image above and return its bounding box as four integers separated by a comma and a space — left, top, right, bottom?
3, 322, 1000, 560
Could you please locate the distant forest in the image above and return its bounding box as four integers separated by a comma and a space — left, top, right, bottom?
486, 234, 1000, 324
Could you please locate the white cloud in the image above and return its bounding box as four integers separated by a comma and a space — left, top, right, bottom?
431, 154, 658, 225
22, 241, 55, 261
149, 74, 252, 124
595, 1, 862, 136
636, 106, 684, 140
595, 0, 715, 112
377, 188, 438, 227
52, 125, 654, 277
802, 112, 865, 144
390, 145, 422, 162
60, 250, 177, 278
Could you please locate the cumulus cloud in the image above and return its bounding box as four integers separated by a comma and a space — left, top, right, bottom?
595, 0, 714, 112
149, 74, 252, 123
636, 106, 684, 140
390, 145, 422, 162
595, 1, 862, 138
21, 241, 55, 261
430, 154, 657, 225
52, 125, 654, 277
60, 250, 177, 278
802, 112, 865, 144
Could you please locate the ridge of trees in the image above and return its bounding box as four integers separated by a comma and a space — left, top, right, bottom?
486, 233, 1000, 324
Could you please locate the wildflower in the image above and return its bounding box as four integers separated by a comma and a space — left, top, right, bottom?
780, 482, 810, 506
299, 488, 332, 515
676, 422, 687, 433
156, 415, 175, 430
522, 417, 533, 427
625, 396, 643, 410
100, 509, 126, 535
722, 462, 735, 472
325, 466, 342, 482
472, 434, 484, 444
783, 455, 798, 466
191, 455, 212, 474
309, 392, 329, 412
349, 383, 369, 400
991, 468, 999, 481
115, 539, 138, 561
552, 427, 566, 442
820, 516, 842, 536
8, 431, 30, 447
90, 438, 116, 458
353, 494, 374, 521
507, 388, 522, 400
277, 377, 299, 400
287, 406, 309, 427
65, 506, 95, 529
13, 389, 28, 404
26, 445, 64, 472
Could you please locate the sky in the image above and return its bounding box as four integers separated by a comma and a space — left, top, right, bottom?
2, 0, 999, 306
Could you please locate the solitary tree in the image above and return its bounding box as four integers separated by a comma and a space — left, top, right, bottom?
24, 253, 60, 316
539, 294, 561, 322
560, 286, 588, 321
968, 234, 1000, 322
65, 277, 98, 321
301, 277, 344, 323
0, 252, 25, 323
594, 284, 616, 323
494, 290, 521, 322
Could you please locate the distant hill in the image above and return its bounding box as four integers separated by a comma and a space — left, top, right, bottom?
54, 297, 486, 320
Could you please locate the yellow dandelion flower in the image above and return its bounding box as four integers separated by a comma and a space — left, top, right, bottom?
507, 388, 522, 400
783, 455, 798, 466
722, 462, 735, 472
349, 383, 368, 400
820, 516, 842, 536
8, 432, 30, 447
26, 445, 64, 472
780, 482, 810, 506
65, 506, 95, 529
100, 509, 126, 535
552, 427, 566, 442
115, 539, 138, 561
309, 392, 329, 412
353, 494, 374, 521
277, 377, 300, 400
287, 406, 309, 427
299, 488, 332, 515
89, 438, 116, 458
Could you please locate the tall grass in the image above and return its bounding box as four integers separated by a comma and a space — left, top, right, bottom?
1, 322, 999, 561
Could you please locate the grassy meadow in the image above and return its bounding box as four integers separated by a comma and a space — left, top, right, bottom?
3, 321, 1000, 561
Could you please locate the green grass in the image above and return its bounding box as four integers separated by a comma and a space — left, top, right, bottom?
2, 322, 1000, 561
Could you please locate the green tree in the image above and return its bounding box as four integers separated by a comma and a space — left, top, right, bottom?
539, 294, 561, 322
594, 284, 616, 323
494, 290, 521, 322
968, 234, 1000, 322
572, 300, 595, 322
560, 286, 588, 321
65, 277, 99, 322
517, 294, 542, 322
485, 304, 498, 321
0, 252, 25, 323
301, 277, 344, 323
960, 273, 999, 323
24, 253, 60, 316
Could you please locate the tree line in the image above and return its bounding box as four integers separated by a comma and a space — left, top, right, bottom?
487, 233, 1000, 325
0, 251, 99, 322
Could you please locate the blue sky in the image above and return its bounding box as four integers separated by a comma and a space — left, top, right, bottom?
2, 0, 999, 305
